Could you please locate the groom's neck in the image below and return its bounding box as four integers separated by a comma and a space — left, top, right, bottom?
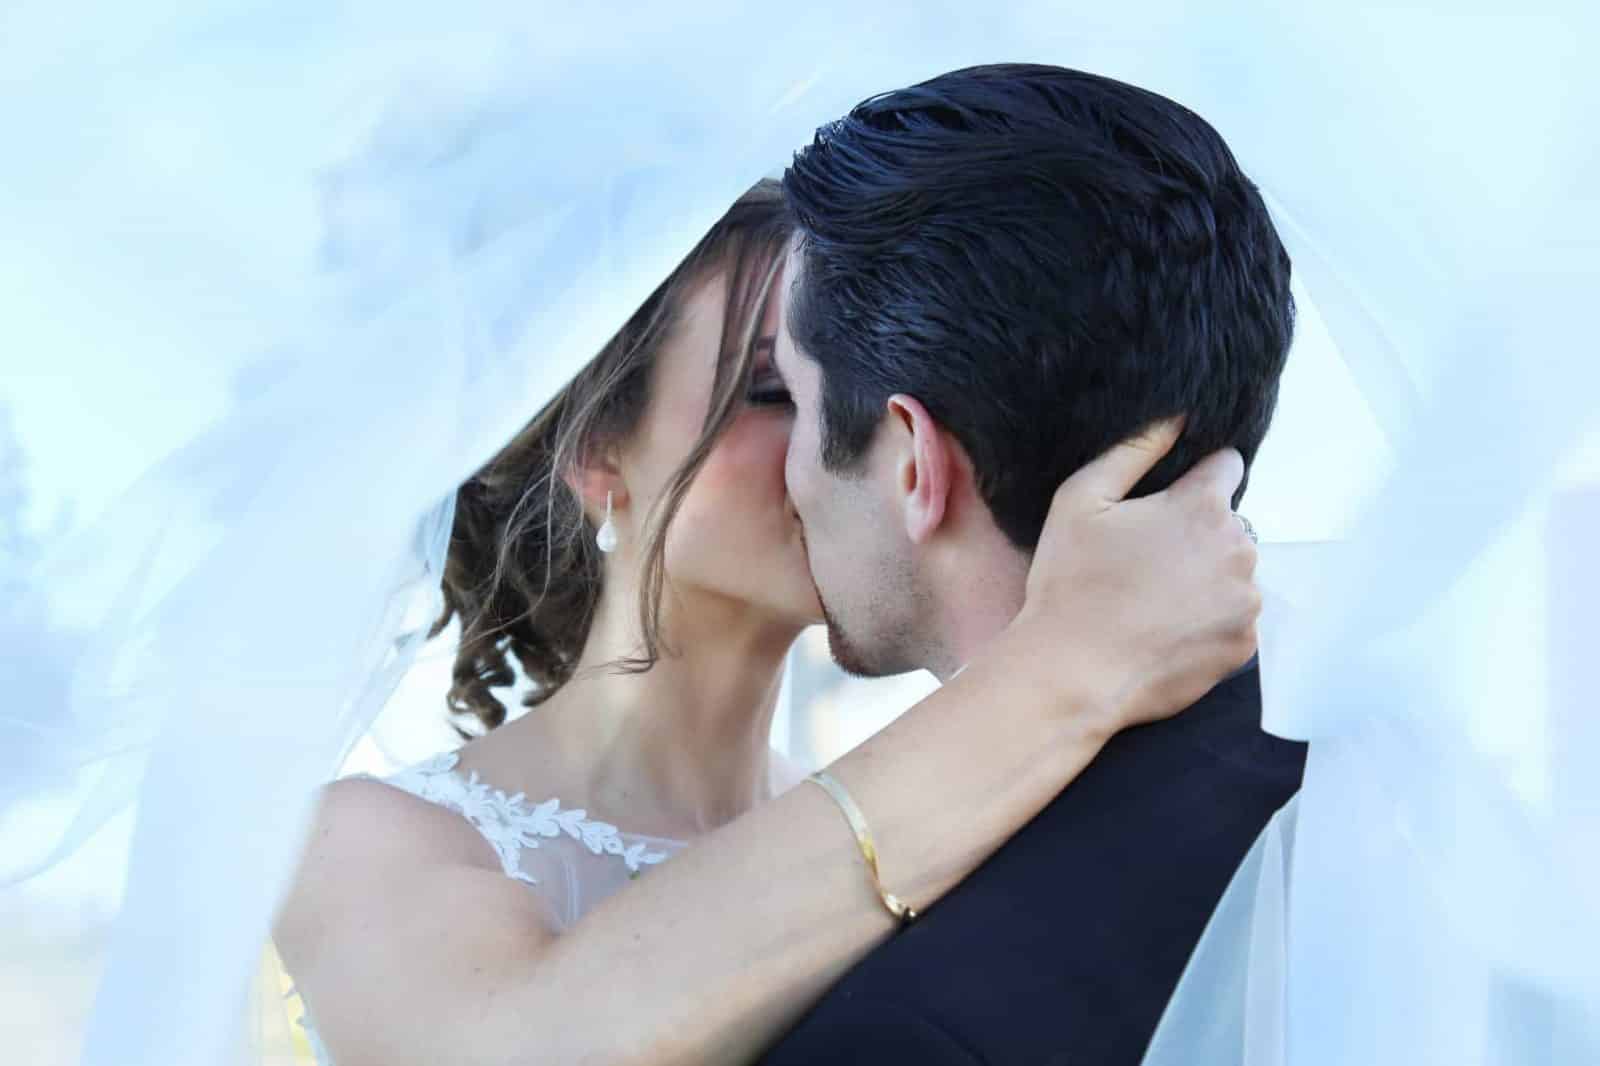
919, 537, 1031, 683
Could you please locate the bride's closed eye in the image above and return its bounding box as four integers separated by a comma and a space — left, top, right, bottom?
747, 376, 793, 407
746, 335, 792, 407
746, 345, 793, 407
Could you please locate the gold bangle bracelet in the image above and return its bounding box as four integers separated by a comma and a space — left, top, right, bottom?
805, 770, 919, 926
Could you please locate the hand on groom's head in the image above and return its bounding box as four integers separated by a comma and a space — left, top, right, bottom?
1018, 418, 1259, 732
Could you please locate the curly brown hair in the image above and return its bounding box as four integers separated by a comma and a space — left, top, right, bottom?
433, 181, 791, 736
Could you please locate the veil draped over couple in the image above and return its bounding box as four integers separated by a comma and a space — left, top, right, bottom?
3, 3, 1596, 1065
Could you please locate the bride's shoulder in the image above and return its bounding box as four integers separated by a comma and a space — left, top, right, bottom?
310, 755, 504, 873
277, 755, 564, 989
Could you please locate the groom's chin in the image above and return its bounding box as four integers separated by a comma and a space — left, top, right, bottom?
825, 619, 881, 679
821, 604, 897, 680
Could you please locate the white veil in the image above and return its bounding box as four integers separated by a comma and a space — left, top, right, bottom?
2, 3, 1594, 1063
1140, 9, 1600, 1062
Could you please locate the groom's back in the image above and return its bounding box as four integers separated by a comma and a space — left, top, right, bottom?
759, 665, 1303, 1066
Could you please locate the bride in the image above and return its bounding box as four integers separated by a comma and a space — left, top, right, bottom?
273, 179, 1261, 1065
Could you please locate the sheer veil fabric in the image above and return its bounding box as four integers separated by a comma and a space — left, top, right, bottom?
1, 3, 1595, 1063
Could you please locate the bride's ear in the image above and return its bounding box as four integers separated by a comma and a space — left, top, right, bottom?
563, 449, 629, 527
886, 394, 955, 545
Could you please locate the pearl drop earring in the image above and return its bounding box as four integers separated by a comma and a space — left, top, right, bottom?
596, 490, 619, 553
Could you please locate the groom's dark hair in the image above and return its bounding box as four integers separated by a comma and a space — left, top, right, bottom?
782, 64, 1294, 549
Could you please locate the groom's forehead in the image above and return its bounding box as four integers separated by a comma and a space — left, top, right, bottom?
777, 239, 804, 316
772, 241, 806, 362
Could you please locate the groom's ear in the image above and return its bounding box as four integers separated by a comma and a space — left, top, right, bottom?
885, 394, 956, 546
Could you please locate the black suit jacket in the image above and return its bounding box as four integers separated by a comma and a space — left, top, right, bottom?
759, 664, 1304, 1066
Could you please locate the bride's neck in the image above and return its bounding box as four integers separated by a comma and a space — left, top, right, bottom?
534, 581, 800, 837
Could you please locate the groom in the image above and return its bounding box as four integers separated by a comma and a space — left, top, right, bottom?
760, 65, 1305, 1064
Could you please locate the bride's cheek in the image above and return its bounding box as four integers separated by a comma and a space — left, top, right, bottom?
706, 417, 791, 501
670, 435, 765, 541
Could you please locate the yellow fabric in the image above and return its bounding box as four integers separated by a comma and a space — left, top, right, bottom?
255, 941, 317, 1066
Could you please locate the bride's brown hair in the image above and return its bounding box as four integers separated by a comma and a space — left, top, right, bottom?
433, 181, 790, 736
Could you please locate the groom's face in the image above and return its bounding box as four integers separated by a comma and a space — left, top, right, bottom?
773, 245, 926, 677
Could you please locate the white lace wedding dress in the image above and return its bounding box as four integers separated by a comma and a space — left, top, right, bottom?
293, 749, 805, 1064
293, 751, 683, 1065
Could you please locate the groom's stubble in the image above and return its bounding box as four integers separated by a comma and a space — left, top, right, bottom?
801, 522, 932, 679
817, 596, 878, 679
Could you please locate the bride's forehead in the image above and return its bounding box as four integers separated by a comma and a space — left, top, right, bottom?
660, 271, 730, 355
649, 273, 740, 397
676, 268, 732, 329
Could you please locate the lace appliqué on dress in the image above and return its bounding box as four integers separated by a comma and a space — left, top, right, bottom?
294, 751, 673, 1064
378, 750, 672, 882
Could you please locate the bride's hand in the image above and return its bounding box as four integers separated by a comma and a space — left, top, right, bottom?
1016, 417, 1259, 734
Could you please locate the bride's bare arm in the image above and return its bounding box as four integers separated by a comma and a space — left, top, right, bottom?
274, 423, 1258, 1066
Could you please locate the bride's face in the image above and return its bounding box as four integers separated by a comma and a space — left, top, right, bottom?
619, 268, 824, 628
